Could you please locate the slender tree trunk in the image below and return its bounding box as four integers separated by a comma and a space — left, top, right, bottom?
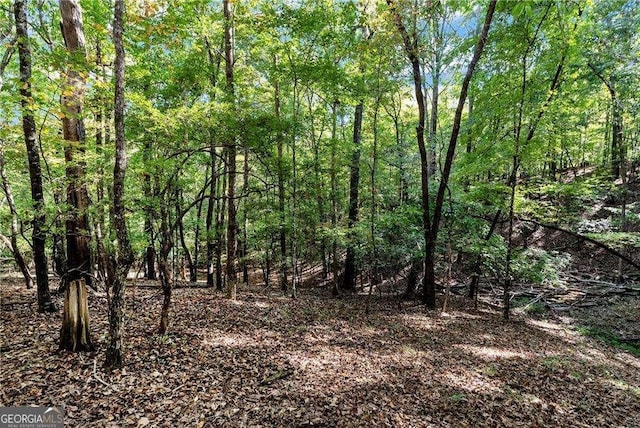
205, 148, 217, 287
428, 21, 440, 177
143, 140, 156, 280
342, 102, 363, 292
330, 100, 340, 296
384, 98, 408, 203
387, 0, 432, 307
157, 206, 173, 334
176, 190, 195, 282
105, 0, 134, 367
93, 40, 112, 286
52, 198, 67, 279
223, 0, 237, 300
275, 57, 288, 293
290, 79, 300, 299
193, 183, 204, 283
610, 81, 623, 179
0, 151, 33, 289
215, 166, 227, 291
370, 93, 381, 290
14, 0, 54, 312
59, 0, 93, 350
388, 0, 497, 309
468, 209, 501, 300
241, 148, 249, 285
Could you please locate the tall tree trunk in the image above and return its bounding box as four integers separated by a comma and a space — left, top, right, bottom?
370, 92, 382, 291
223, 0, 237, 300
428, 0, 496, 310
143, 139, 156, 280
93, 40, 112, 286
387, 0, 496, 309
290, 78, 300, 299
342, 102, 363, 292
0, 151, 33, 289
59, 0, 93, 351
176, 190, 195, 283
193, 185, 204, 283
105, 0, 134, 367
610, 80, 623, 179
14, 0, 55, 312
215, 166, 227, 291
275, 56, 288, 293
330, 100, 340, 296
205, 148, 217, 288
384, 97, 408, 203
428, 17, 441, 177
386, 0, 432, 307
157, 205, 173, 334
241, 147, 249, 285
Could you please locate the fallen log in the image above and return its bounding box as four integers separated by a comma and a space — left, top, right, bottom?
517, 217, 640, 271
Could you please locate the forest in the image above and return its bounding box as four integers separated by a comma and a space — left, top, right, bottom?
1, 0, 639, 426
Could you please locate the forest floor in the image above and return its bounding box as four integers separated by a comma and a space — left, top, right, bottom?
1, 275, 639, 427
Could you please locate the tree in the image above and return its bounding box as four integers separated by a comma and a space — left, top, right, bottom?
59, 0, 93, 352
224, 0, 238, 300
104, 0, 134, 368
583, 0, 639, 178
388, 0, 497, 308
13, 0, 55, 312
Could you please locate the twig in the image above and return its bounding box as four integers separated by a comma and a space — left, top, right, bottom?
260, 368, 294, 386
92, 358, 110, 387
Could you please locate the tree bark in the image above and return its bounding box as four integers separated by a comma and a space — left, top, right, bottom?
60, 279, 93, 352
157, 205, 173, 334
223, 0, 237, 300
105, 0, 134, 368
206, 148, 217, 288
14, 0, 54, 312
176, 190, 196, 283
93, 40, 112, 286
215, 167, 227, 291
143, 140, 156, 280
610, 80, 623, 179
330, 100, 340, 296
241, 148, 250, 285
275, 56, 288, 294
386, 0, 433, 307
59, 0, 93, 350
342, 102, 363, 291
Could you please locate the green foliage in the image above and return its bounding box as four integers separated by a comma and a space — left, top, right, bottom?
584, 232, 640, 250
355, 203, 423, 276
512, 248, 571, 287
577, 326, 640, 357
1, 0, 637, 307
